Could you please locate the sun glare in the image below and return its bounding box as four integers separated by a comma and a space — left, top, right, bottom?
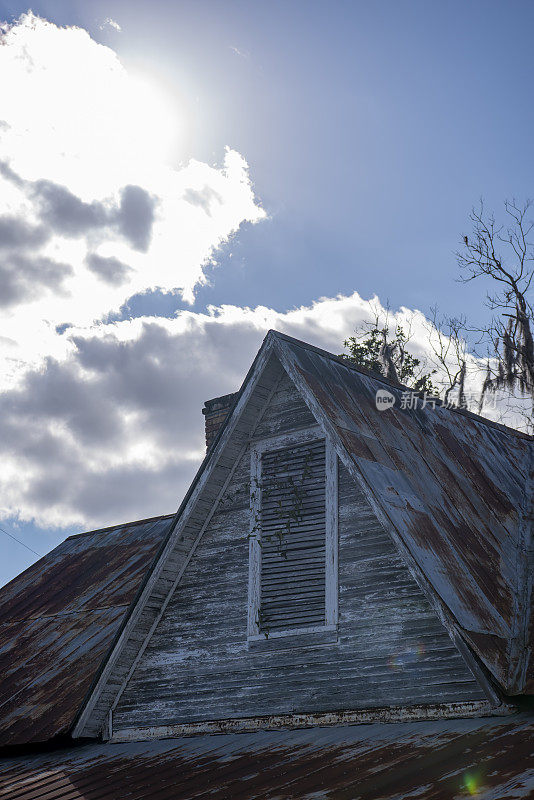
126, 73, 182, 166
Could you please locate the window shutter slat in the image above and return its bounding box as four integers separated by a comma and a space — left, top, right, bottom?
259, 440, 326, 633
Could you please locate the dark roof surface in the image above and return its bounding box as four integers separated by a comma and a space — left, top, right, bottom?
0, 714, 532, 799
0, 515, 172, 748
273, 331, 534, 693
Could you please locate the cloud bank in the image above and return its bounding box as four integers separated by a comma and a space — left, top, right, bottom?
0, 292, 505, 530
0, 12, 269, 528
0, 295, 378, 527
0, 13, 520, 535
0, 12, 265, 385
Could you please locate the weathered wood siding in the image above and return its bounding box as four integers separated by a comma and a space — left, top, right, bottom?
113, 376, 484, 732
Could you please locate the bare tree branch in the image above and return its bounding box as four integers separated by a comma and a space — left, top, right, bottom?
456, 198, 534, 417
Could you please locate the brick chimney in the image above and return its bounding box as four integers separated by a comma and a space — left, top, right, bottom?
202, 392, 238, 451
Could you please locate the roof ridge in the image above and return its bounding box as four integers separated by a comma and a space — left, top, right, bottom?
66, 513, 175, 541
267, 329, 534, 440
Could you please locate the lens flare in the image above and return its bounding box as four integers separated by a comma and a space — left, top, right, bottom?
462, 771, 483, 796
388, 643, 426, 670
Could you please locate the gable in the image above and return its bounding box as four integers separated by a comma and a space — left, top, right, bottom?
74, 331, 528, 741
252, 371, 317, 437
0, 515, 171, 747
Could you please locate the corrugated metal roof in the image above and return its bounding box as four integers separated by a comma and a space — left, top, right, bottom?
274, 332, 534, 693
0, 515, 172, 748
0, 714, 532, 799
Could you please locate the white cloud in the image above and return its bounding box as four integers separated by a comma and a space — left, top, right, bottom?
100, 17, 122, 32
230, 46, 250, 59
0, 293, 369, 528
0, 13, 265, 385
0, 11, 270, 529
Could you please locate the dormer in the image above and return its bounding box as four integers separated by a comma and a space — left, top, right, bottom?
71, 331, 532, 742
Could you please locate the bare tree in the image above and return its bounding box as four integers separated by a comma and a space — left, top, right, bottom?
457, 199, 534, 418
342, 200, 534, 430
422, 308, 471, 406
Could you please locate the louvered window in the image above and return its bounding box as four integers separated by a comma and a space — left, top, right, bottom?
248, 428, 338, 644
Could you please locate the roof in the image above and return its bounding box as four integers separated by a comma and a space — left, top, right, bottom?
0, 515, 172, 748
0, 714, 532, 799
74, 330, 534, 740
3, 330, 534, 751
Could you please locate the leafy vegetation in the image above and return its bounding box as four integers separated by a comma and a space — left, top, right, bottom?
342, 324, 438, 394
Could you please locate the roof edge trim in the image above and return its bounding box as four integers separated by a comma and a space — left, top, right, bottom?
110, 700, 512, 743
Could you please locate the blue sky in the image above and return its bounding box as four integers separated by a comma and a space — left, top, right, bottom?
1, 0, 534, 584
3, 0, 533, 321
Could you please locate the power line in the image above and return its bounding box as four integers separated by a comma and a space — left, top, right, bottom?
0, 526, 42, 557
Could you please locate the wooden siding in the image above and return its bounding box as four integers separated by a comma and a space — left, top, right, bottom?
75, 350, 287, 738
112, 377, 484, 733
252, 373, 317, 439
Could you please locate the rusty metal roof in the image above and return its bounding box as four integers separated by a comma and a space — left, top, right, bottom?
0, 713, 532, 799
0, 515, 172, 748
273, 332, 534, 694
2, 330, 533, 754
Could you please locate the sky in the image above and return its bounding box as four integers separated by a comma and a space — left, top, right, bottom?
1, 0, 534, 585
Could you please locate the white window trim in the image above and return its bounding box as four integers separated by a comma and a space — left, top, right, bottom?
247, 426, 338, 641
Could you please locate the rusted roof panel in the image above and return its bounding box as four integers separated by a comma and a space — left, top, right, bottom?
274, 333, 533, 693
0, 714, 532, 799
0, 515, 172, 747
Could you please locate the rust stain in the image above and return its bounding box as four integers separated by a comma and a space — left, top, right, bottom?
433, 423, 517, 517
0, 515, 172, 747
335, 427, 379, 464
461, 629, 511, 688
0, 715, 531, 799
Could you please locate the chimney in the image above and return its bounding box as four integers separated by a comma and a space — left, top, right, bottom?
202, 392, 238, 451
